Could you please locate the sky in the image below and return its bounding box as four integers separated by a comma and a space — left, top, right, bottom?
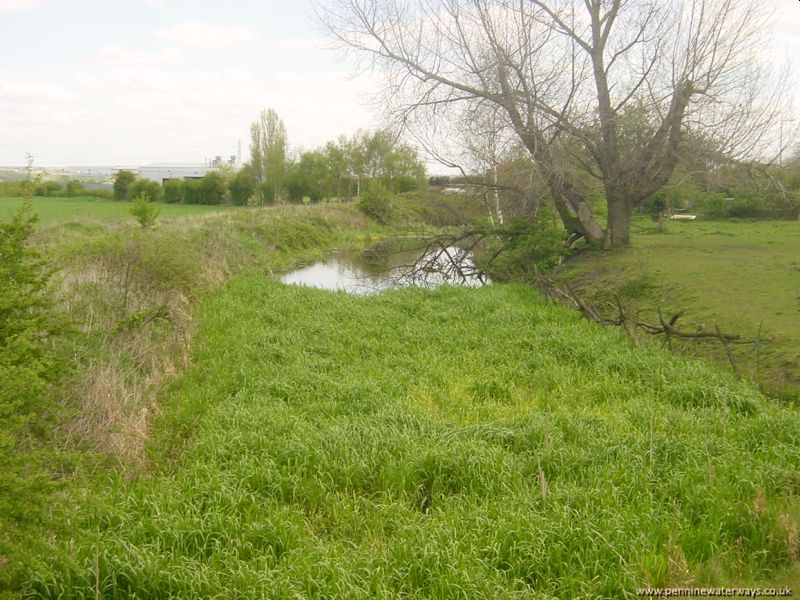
0, 0, 799, 169
0, 0, 380, 167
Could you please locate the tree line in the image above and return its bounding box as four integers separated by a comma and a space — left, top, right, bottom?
112, 114, 428, 206
0, 177, 112, 199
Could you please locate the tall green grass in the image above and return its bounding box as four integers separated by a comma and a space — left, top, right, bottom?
0, 204, 377, 597
14, 281, 800, 597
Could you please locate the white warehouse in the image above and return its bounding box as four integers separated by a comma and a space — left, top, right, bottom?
138, 163, 215, 184
138, 156, 238, 184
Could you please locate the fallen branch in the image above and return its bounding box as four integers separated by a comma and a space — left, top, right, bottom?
531, 269, 753, 345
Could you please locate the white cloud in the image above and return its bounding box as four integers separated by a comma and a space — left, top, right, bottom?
97, 44, 185, 68
157, 20, 257, 48
0, 80, 78, 103
0, 59, 377, 165
0, 0, 41, 14
273, 36, 326, 53
775, 7, 800, 39
147, 0, 169, 9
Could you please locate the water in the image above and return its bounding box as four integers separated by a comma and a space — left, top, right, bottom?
281, 246, 488, 295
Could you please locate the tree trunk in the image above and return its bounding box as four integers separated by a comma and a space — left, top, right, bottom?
552, 194, 605, 243
607, 198, 632, 246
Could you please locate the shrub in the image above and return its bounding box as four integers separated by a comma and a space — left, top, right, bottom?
0, 203, 65, 428
113, 170, 136, 201
183, 179, 202, 204
229, 167, 255, 206
129, 179, 162, 203
697, 193, 728, 219
198, 172, 226, 205
480, 212, 566, 281
129, 194, 160, 229
641, 194, 668, 221
725, 195, 762, 219
65, 179, 84, 197
357, 184, 394, 224
33, 180, 62, 197
163, 179, 183, 204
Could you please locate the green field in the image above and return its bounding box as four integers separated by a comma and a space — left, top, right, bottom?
560, 219, 800, 396
8, 280, 799, 597
3, 204, 800, 597
0, 196, 235, 223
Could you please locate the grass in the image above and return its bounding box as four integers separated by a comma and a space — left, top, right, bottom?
559, 219, 800, 397
7, 280, 800, 597
38, 203, 376, 459
0, 203, 378, 599
0, 196, 235, 223
3, 203, 799, 597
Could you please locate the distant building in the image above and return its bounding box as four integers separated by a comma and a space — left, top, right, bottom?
441, 186, 466, 195
138, 163, 215, 184
138, 154, 240, 184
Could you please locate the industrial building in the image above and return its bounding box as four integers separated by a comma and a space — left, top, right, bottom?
138, 153, 239, 184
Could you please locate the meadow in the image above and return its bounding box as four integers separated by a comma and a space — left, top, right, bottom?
0, 196, 235, 223
559, 219, 800, 398
2, 200, 800, 597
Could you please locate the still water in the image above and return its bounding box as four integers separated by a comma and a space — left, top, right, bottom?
281, 246, 488, 295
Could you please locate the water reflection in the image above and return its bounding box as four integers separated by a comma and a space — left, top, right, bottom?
280, 247, 488, 295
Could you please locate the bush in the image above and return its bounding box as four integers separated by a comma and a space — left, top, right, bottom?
480, 212, 566, 281
198, 172, 226, 205
724, 195, 762, 219
0, 203, 65, 428
183, 179, 202, 205
128, 179, 162, 204
33, 180, 62, 197
163, 179, 183, 204
641, 194, 668, 221
696, 193, 727, 219
113, 170, 136, 201
695, 192, 799, 220
229, 167, 255, 206
129, 194, 160, 229
65, 179, 84, 197
357, 184, 394, 224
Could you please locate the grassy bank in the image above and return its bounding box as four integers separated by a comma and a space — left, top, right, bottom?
558, 219, 800, 398
8, 280, 800, 597
41, 203, 376, 457
0, 202, 378, 593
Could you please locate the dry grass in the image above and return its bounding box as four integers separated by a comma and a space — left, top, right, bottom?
35, 203, 372, 466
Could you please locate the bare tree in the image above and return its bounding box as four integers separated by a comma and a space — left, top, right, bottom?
318, 0, 787, 246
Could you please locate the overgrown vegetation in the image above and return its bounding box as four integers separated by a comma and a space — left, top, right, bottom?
0, 203, 72, 584
2, 193, 798, 596
0, 200, 378, 593
12, 281, 800, 597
